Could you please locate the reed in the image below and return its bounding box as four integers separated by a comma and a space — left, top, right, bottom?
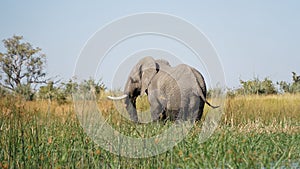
0, 94, 299, 168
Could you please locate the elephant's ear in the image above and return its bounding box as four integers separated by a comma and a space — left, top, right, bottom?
140, 57, 158, 95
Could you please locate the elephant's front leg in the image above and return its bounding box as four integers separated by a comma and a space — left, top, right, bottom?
148, 92, 164, 122
150, 103, 163, 121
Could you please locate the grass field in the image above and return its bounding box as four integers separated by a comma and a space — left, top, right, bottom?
0, 94, 299, 168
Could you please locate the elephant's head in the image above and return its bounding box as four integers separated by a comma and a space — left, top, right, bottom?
107, 56, 156, 122
124, 56, 158, 99
123, 56, 159, 122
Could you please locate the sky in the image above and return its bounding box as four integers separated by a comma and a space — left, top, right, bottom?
0, 1, 299, 89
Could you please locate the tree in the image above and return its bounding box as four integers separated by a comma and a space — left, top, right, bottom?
78, 78, 106, 100
278, 72, 300, 93
38, 81, 56, 100
38, 81, 69, 104
292, 72, 300, 83
0, 35, 47, 99
38, 79, 79, 104
238, 77, 277, 95
61, 79, 79, 98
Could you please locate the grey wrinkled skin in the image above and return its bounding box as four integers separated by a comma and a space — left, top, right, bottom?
124, 56, 217, 123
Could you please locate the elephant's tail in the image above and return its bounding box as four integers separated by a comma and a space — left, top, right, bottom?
191, 68, 219, 109
204, 99, 219, 109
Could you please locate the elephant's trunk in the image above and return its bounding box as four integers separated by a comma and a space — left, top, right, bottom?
124, 85, 140, 122
125, 96, 138, 122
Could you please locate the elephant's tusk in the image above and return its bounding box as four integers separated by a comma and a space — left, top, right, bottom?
107, 95, 128, 100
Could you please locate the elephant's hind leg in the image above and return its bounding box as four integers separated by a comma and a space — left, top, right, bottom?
189, 97, 201, 122
196, 99, 205, 121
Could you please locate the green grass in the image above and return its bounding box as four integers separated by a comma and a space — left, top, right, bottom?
0, 94, 299, 168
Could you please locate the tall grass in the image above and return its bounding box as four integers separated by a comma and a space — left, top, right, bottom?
0, 94, 299, 168
224, 94, 300, 132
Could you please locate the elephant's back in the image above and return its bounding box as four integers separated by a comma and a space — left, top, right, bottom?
173, 64, 197, 84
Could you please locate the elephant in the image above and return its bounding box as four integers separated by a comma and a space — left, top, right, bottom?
108, 56, 218, 123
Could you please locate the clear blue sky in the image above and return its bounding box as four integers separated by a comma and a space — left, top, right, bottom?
0, 1, 299, 88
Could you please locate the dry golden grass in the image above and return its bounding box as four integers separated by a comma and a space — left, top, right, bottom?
25, 100, 73, 115
2, 93, 299, 131
223, 94, 300, 133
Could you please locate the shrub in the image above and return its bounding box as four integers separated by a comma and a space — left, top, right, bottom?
278, 72, 300, 93
237, 77, 277, 95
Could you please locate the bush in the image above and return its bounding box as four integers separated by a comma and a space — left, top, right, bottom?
37, 78, 106, 104
38, 81, 68, 104
237, 77, 277, 95
15, 84, 35, 101
278, 72, 300, 93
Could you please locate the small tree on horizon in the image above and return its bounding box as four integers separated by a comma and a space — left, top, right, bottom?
278, 72, 300, 93
237, 77, 277, 95
0, 35, 47, 100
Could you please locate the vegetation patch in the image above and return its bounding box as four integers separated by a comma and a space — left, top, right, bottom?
0, 94, 299, 168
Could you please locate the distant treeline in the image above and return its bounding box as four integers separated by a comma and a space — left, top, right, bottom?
205, 72, 299, 98
0, 35, 299, 103
226, 72, 300, 97
1, 70, 298, 104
